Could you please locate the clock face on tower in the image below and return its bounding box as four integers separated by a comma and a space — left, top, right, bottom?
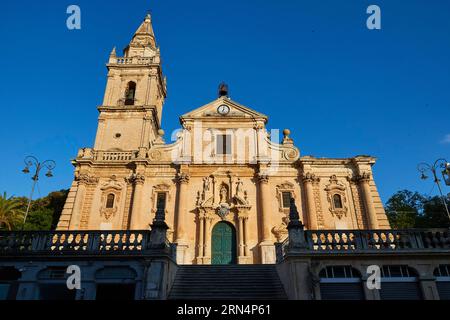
217, 105, 230, 115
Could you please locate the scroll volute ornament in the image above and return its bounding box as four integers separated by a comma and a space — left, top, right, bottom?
324, 175, 348, 219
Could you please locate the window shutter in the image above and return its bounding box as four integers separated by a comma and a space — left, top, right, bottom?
436, 282, 450, 300
320, 283, 365, 300
379, 282, 423, 300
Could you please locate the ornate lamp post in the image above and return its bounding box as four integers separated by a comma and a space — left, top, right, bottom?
417, 158, 450, 222
21, 156, 56, 228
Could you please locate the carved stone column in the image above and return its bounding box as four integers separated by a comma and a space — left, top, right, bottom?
203, 216, 212, 264
302, 172, 320, 230
75, 173, 99, 230
238, 211, 250, 264
175, 172, 190, 264
357, 172, 379, 229
69, 182, 86, 229
130, 173, 145, 230
257, 172, 275, 263
196, 212, 205, 264
238, 216, 244, 257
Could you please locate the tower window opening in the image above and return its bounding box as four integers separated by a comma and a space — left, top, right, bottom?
125, 82, 136, 105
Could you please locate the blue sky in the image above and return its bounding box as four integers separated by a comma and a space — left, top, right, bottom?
0, 0, 449, 203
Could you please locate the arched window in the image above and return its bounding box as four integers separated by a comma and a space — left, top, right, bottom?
318, 266, 364, 300
95, 267, 137, 300
333, 194, 343, 209
37, 267, 76, 300
380, 265, 422, 300
125, 81, 136, 105
0, 267, 21, 300
106, 194, 115, 208
434, 265, 450, 300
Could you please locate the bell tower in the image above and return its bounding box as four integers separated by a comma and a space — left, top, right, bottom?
94, 13, 167, 151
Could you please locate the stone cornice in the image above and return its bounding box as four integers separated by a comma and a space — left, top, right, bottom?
300, 155, 377, 166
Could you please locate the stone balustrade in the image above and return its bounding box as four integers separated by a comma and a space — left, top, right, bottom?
276, 228, 450, 262
93, 150, 138, 161
114, 57, 155, 65
0, 230, 174, 257
77, 148, 139, 162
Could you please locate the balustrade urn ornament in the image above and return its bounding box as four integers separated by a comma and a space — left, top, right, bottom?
282, 129, 293, 145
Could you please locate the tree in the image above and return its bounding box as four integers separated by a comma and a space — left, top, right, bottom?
385, 190, 450, 229
385, 190, 426, 229
0, 192, 24, 230
416, 196, 450, 228
20, 189, 69, 231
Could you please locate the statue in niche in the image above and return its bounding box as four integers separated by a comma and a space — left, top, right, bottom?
220, 185, 228, 204
236, 178, 243, 196
203, 177, 210, 192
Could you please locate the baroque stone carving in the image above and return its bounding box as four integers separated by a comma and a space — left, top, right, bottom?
76, 173, 99, 185
355, 171, 371, 183
177, 172, 190, 184
275, 182, 296, 213
127, 173, 145, 185
99, 176, 123, 220
196, 175, 251, 221
302, 172, 320, 184
324, 175, 348, 219
257, 173, 269, 184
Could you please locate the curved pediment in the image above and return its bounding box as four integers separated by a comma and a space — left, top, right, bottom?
180, 96, 268, 122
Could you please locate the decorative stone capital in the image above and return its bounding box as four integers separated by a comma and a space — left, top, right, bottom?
238, 210, 249, 220
127, 173, 145, 185
302, 172, 320, 184
75, 173, 99, 186
257, 173, 269, 184
253, 123, 264, 130
177, 172, 190, 184
356, 171, 371, 183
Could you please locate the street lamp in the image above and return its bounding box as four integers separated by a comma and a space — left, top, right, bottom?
21, 156, 56, 229
417, 158, 450, 223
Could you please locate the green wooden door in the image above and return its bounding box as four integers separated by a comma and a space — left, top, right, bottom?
211, 222, 237, 265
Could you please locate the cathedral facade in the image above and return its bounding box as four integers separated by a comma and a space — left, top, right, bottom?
56, 14, 390, 265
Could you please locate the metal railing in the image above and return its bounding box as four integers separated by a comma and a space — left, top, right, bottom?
0, 230, 174, 256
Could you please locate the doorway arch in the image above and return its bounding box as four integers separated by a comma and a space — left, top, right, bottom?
211, 221, 237, 265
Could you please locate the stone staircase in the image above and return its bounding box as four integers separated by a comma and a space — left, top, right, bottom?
168, 264, 288, 300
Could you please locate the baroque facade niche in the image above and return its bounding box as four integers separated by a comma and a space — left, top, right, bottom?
99, 175, 123, 220
324, 175, 348, 219
150, 183, 171, 214
196, 174, 251, 221
272, 182, 296, 241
